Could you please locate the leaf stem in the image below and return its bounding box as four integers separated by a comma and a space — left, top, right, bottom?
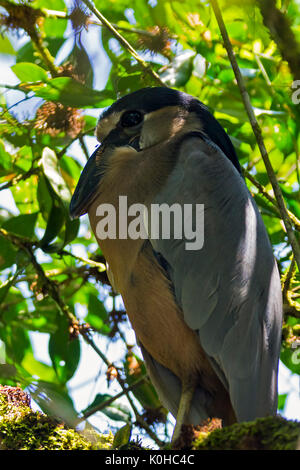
78, 375, 147, 422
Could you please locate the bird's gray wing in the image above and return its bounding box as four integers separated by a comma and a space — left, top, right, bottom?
147, 134, 283, 422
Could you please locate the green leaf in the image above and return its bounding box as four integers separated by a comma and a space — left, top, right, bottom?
0, 275, 16, 305
59, 155, 82, 192
21, 351, 58, 383
161, 50, 195, 87
280, 346, 300, 375
39, 148, 79, 250
37, 174, 53, 221
39, 201, 66, 250
2, 212, 38, 240
14, 145, 33, 172
0, 139, 12, 172
1, 287, 29, 323
85, 312, 111, 334
113, 423, 132, 449
38, 173, 69, 252
48, 315, 81, 384
11, 62, 49, 83
0, 325, 31, 363
32, 380, 78, 426
0, 35, 15, 55
31, 0, 65, 10
41, 147, 72, 205
28, 77, 114, 108
84, 393, 131, 423
278, 393, 288, 411
88, 294, 108, 321
116, 73, 144, 94
44, 17, 67, 39
32, 297, 60, 334
85, 294, 110, 334
124, 352, 162, 410
11, 177, 39, 214
17, 38, 65, 64
0, 237, 17, 270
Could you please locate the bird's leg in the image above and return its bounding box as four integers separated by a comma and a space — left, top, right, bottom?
171, 382, 195, 447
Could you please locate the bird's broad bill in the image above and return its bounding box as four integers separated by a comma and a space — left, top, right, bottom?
94, 195, 204, 251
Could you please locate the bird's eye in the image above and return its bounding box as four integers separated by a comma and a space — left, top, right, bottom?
121, 110, 143, 128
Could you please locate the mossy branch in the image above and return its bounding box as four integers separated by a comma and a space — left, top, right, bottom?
1, 386, 299, 450
0, 385, 112, 450
190, 416, 300, 450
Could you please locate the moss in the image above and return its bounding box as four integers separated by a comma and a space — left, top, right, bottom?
0, 386, 113, 450
192, 416, 300, 450
1, 386, 299, 450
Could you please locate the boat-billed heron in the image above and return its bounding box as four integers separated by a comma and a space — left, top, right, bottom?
70, 87, 282, 444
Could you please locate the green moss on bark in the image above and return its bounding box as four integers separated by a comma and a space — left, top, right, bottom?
0, 385, 113, 450
192, 416, 300, 450
1, 386, 299, 450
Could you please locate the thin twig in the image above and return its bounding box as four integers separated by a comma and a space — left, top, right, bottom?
243, 169, 300, 232
56, 127, 95, 159
79, 135, 90, 161
60, 249, 106, 270
282, 256, 296, 300
40, 7, 166, 38
78, 375, 147, 422
29, 26, 60, 77
80, 0, 166, 88
210, 0, 300, 270
0, 167, 40, 192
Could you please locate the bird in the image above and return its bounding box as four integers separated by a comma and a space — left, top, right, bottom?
69, 87, 283, 445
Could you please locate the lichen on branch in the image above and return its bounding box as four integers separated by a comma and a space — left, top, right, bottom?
0, 385, 113, 450
1, 386, 299, 450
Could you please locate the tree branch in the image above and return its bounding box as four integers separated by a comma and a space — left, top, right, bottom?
0, 167, 40, 192
257, 0, 300, 81
78, 375, 147, 422
210, 0, 300, 271
0, 1, 59, 77
243, 169, 300, 232
60, 249, 106, 270
80, 0, 166, 87
29, 26, 60, 77
40, 7, 167, 39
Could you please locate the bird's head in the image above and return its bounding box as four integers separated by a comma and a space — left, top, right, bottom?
69, 87, 240, 219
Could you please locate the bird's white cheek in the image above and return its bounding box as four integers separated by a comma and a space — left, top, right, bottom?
139, 125, 162, 149
139, 132, 149, 150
